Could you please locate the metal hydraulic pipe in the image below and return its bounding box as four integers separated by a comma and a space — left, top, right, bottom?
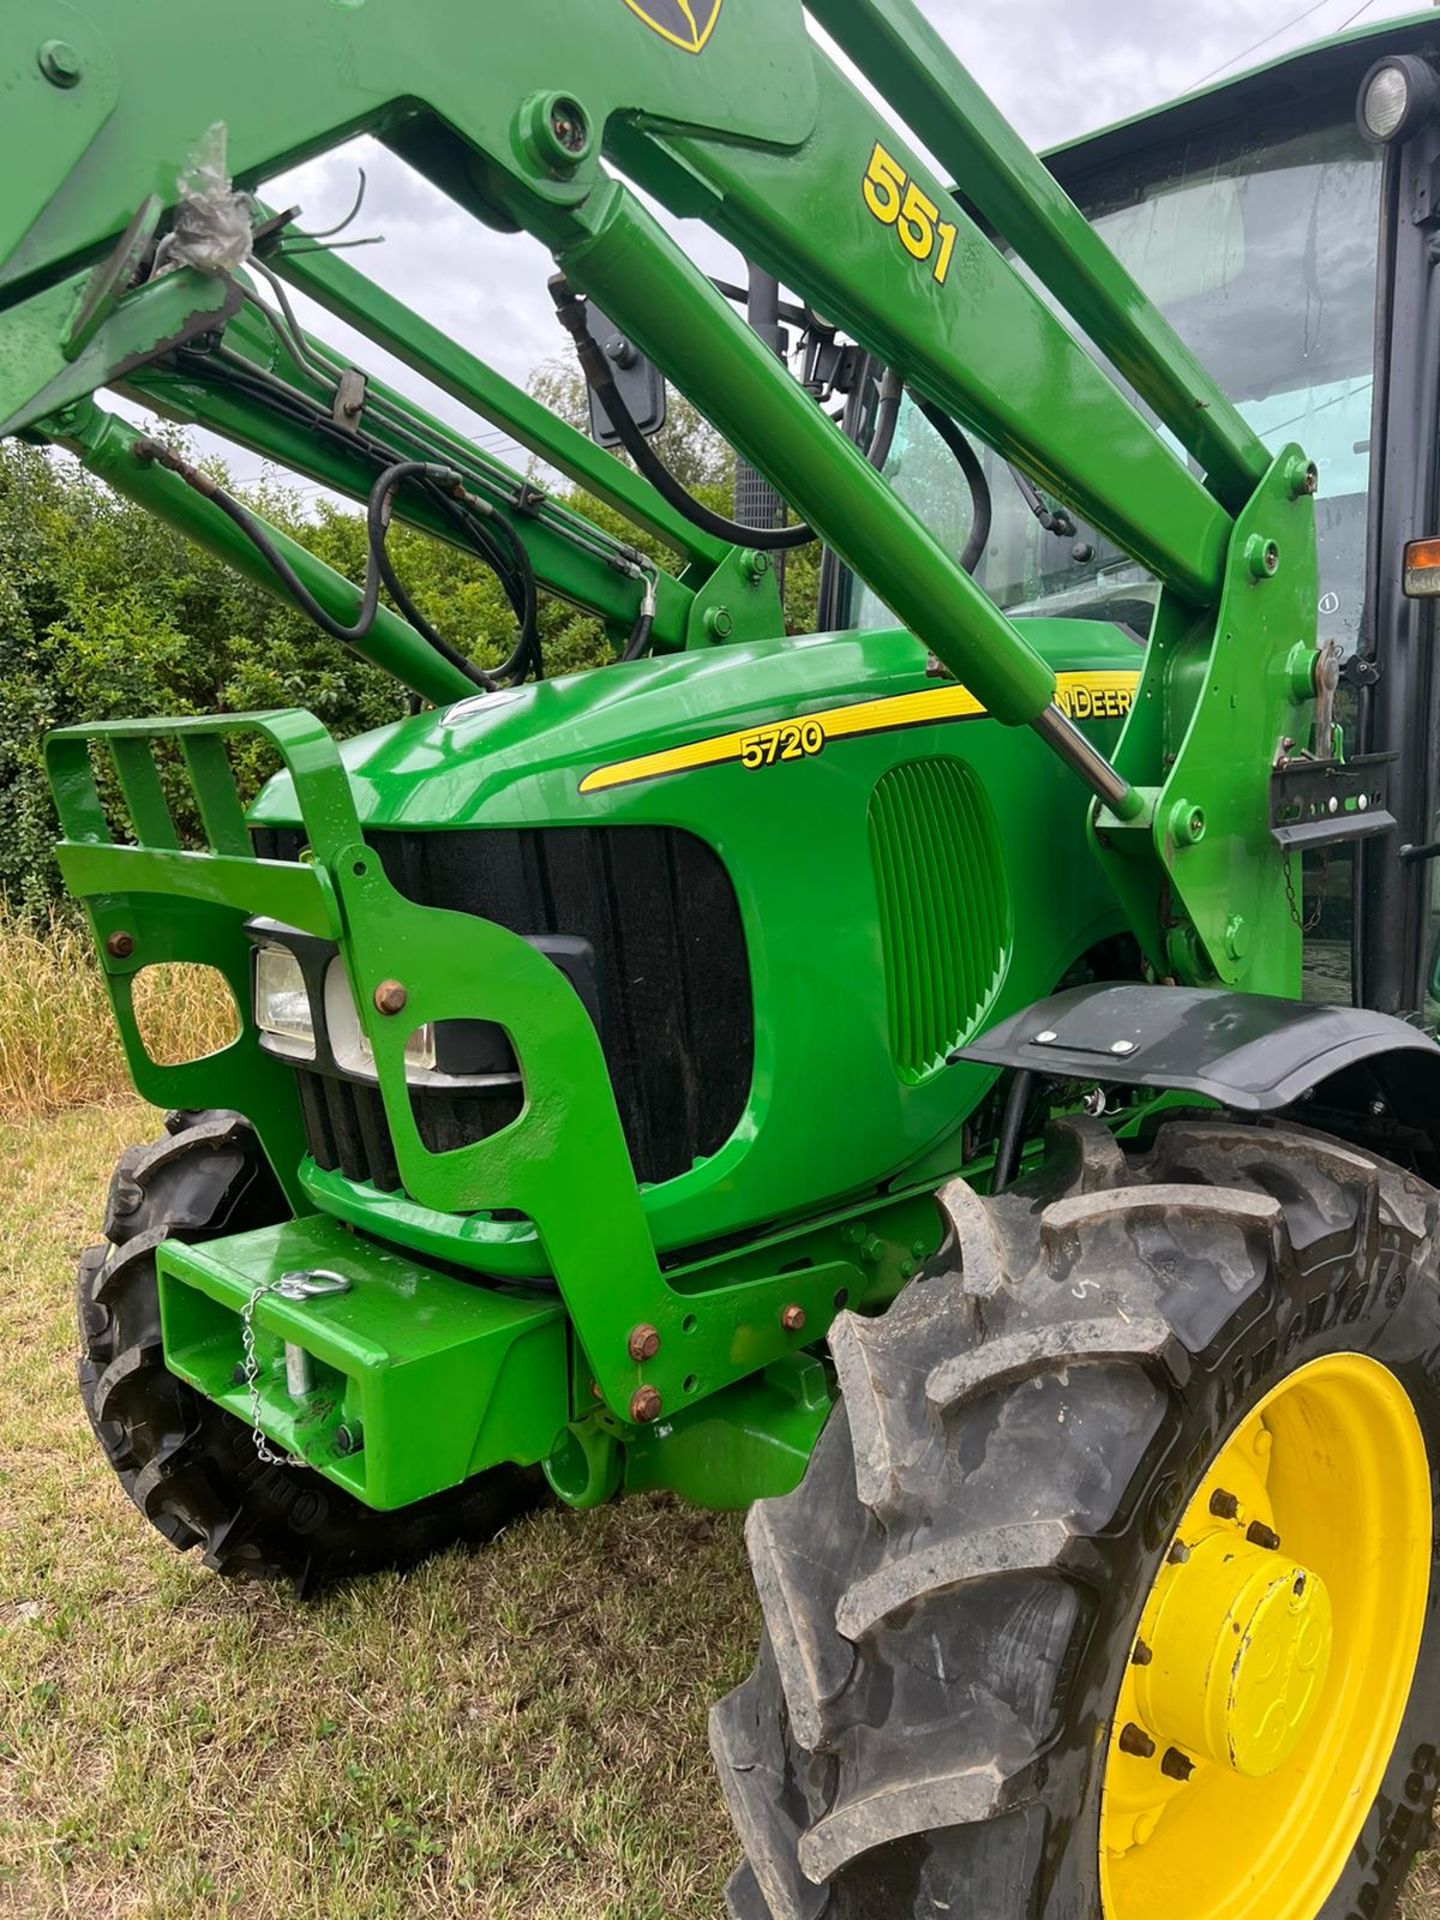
1030, 705, 1143, 817
49, 399, 477, 707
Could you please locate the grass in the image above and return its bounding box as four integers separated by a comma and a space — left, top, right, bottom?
2, 1099, 1440, 1920
0, 914, 237, 1118
0, 1102, 758, 1920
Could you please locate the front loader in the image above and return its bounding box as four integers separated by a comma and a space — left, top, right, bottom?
7, 2, 1440, 1914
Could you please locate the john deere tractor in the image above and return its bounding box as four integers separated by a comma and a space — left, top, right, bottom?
9, 1, 1440, 1913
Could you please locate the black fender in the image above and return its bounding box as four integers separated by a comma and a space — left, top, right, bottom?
958, 983, 1440, 1139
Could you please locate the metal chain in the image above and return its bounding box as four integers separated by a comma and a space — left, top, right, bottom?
1282, 848, 1331, 935
239, 1269, 352, 1468
241, 1280, 306, 1467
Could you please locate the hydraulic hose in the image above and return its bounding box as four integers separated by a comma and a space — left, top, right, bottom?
549, 275, 818, 553
914, 398, 993, 576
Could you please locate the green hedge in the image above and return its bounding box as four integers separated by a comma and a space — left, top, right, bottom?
0, 437, 816, 914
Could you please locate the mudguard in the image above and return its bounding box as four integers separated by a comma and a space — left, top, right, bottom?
958, 982, 1440, 1130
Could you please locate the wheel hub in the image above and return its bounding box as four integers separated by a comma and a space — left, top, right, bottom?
1134, 1528, 1333, 1777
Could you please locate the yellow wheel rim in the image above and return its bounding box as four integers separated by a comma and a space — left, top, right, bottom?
1100, 1353, 1431, 1920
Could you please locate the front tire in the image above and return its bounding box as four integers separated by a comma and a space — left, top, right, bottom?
712, 1116, 1440, 1919
77, 1109, 542, 1593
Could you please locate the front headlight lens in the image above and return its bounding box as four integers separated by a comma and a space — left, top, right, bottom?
254, 944, 315, 1058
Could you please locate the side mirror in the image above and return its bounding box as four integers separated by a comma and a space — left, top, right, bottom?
580, 302, 668, 448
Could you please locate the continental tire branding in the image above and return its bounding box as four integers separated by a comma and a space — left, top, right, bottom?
580, 669, 1139, 795
620, 0, 723, 53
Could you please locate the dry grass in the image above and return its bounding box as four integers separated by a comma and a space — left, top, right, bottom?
0, 916, 237, 1119
2, 1100, 1439, 1919
0, 1102, 758, 1920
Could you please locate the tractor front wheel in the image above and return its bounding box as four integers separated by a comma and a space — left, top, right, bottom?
76, 1109, 542, 1593
713, 1115, 1440, 1919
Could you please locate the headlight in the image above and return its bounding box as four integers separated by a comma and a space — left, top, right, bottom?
322, 958, 436, 1076
254, 944, 315, 1059
1358, 56, 1439, 146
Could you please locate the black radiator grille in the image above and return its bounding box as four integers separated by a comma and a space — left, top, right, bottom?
254, 824, 754, 1191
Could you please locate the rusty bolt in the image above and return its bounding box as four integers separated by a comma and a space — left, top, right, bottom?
590, 1378, 604, 1401
1209, 1488, 1241, 1521
630, 1385, 662, 1424
1131, 1640, 1154, 1668
1118, 1723, 1157, 1760
1246, 1520, 1281, 1552
1161, 1748, 1195, 1782
105, 930, 136, 959
780, 1304, 807, 1334
373, 979, 408, 1016
627, 1323, 661, 1363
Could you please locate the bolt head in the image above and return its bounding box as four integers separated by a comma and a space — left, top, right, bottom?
105, 930, 136, 960
38, 39, 81, 86
335, 1423, 362, 1455
780, 1304, 807, 1333
1033, 1029, 1058, 1045
549, 98, 589, 155
1110, 1039, 1136, 1056
629, 1385, 663, 1425
627, 1323, 661, 1363
373, 979, 408, 1016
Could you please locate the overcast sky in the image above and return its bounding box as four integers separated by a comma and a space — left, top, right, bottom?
218, 0, 1428, 494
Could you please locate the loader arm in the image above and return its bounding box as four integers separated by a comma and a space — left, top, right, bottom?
0, 0, 1324, 987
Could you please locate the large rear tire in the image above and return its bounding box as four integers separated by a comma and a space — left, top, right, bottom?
712, 1115, 1440, 1919
77, 1109, 542, 1593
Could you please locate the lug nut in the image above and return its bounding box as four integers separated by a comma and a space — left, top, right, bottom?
1161, 1748, 1195, 1782
1247, 1521, 1281, 1551
630, 1386, 662, 1424
373, 979, 407, 1016
1131, 1640, 1154, 1668
627, 1324, 661, 1363
105, 930, 136, 959
1209, 1489, 1241, 1521
1118, 1723, 1157, 1760
1167, 1540, 1191, 1565
780, 1304, 807, 1333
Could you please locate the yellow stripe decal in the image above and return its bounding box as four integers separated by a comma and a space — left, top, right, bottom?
578, 669, 1140, 796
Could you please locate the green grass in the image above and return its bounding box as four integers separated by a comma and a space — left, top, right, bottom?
4, 1102, 1440, 1920
0, 1103, 757, 1920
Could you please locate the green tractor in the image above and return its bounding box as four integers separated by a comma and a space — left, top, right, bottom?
8, 1, 1440, 1913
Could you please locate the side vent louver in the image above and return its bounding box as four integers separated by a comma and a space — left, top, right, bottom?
868, 758, 1012, 1081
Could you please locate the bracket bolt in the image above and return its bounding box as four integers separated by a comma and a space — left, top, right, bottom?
335, 1423, 363, 1455
1284, 453, 1320, 499
627, 1323, 661, 1363
741, 549, 771, 583
1245, 533, 1281, 580
373, 979, 408, 1016
1168, 798, 1207, 847
630, 1385, 663, 1424
780, 1304, 807, 1333
105, 930, 136, 960
703, 604, 735, 640
38, 39, 82, 87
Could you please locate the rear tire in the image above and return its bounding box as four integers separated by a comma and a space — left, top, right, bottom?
712, 1115, 1440, 1919
77, 1109, 542, 1594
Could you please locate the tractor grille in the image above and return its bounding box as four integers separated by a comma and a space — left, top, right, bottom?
868, 758, 1012, 1080
253, 824, 754, 1191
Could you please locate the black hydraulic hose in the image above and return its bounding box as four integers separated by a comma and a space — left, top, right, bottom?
621, 573, 658, 662
990, 1067, 1035, 1194
867, 366, 903, 472
549, 274, 818, 553
914, 398, 993, 576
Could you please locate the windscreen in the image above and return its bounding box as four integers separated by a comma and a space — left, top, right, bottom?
852, 117, 1383, 651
